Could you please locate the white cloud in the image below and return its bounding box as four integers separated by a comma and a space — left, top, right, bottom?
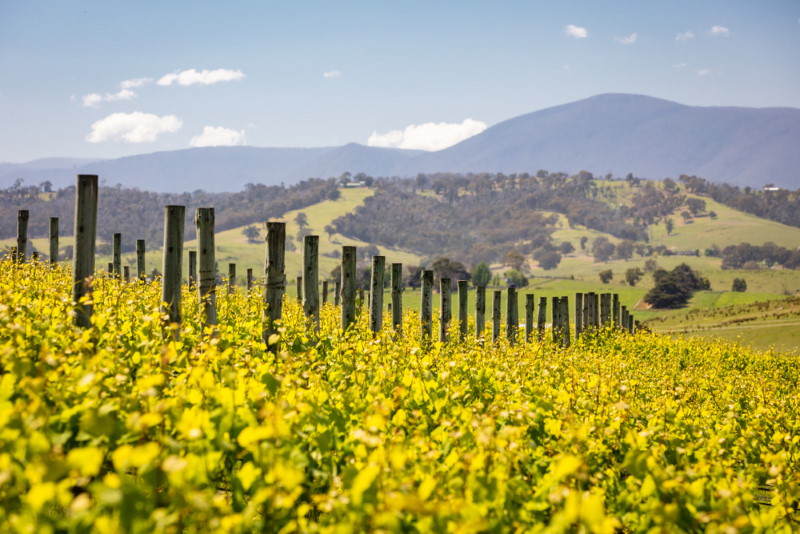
673, 63, 687, 68
323, 70, 342, 78
615, 33, 638, 44
120, 77, 153, 89
157, 68, 245, 86
81, 89, 136, 107
710, 25, 730, 36
675, 31, 694, 41
696, 68, 711, 77
564, 24, 589, 39
86, 112, 182, 143
190, 126, 246, 147
367, 119, 487, 152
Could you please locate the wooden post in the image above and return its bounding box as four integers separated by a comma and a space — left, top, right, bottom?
296, 276, 303, 302
600, 293, 611, 326
537, 296, 547, 339
586, 292, 596, 330
334, 280, 341, 306
322, 280, 329, 304
264, 222, 286, 342
439, 278, 451, 343
560, 297, 571, 348
247, 268, 254, 292
613, 294, 621, 328
161, 205, 185, 326
107, 262, 113, 276
592, 293, 600, 328
475, 286, 486, 340
113, 233, 121, 279
72, 175, 98, 327
49, 217, 58, 265
575, 293, 584, 339
420, 270, 433, 340
391, 263, 403, 333
123, 265, 130, 281
458, 280, 468, 342
370, 255, 385, 334
621, 306, 628, 333
492, 290, 501, 343
303, 236, 320, 328
552, 296, 561, 343
341, 246, 357, 330
137, 240, 146, 282
227, 263, 236, 293
195, 207, 216, 327
16, 210, 29, 263
506, 286, 518, 346
525, 293, 534, 342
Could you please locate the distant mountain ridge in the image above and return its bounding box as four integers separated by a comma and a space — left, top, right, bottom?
2, 94, 797, 192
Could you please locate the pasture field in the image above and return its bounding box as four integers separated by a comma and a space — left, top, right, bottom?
1, 260, 798, 532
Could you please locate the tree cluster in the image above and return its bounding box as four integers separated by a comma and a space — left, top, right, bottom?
721, 242, 800, 270
644, 263, 710, 309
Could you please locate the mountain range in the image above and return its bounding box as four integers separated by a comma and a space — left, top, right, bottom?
2, 94, 798, 193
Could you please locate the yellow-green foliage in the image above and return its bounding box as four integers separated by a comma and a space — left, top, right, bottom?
1, 260, 798, 532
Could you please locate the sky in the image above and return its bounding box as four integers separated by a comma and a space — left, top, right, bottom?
1, 0, 798, 162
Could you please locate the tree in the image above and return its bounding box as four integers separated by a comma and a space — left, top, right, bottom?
324, 224, 335, 241
599, 269, 613, 284
680, 211, 692, 224
644, 263, 709, 308
644, 259, 659, 273
505, 269, 529, 287
295, 212, 308, 228
625, 267, 644, 287
242, 225, 260, 243
579, 236, 589, 251
504, 249, 526, 271
687, 198, 706, 216
537, 250, 562, 270
559, 241, 575, 256
471, 262, 491, 287
615, 240, 634, 260
731, 278, 747, 292
665, 217, 674, 235
431, 257, 470, 291
592, 237, 615, 263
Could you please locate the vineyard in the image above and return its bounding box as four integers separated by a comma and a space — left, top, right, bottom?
1, 259, 798, 532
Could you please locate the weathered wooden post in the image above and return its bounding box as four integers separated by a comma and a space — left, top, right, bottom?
552, 296, 561, 343
303, 236, 320, 328
420, 270, 433, 340
161, 205, 185, 326
525, 293, 534, 342
458, 280, 468, 342
475, 285, 486, 340
264, 222, 286, 343
247, 268, 254, 292
137, 240, 146, 282
537, 296, 547, 339
334, 280, 341, 306
296, 276, 303, 302
49, 217, 58, 264
341, 246, 357, 330
506, 285, 518, 346
187, 249, 196, 288
621, 306, 628, 332
72, 175, 98, 328
228, 263, 236, 293
439, 278, 451, 343
575, 293, 584, 339
391, 263, 403, 333
31, 252, 38, 262
586, 292, 596, 330
560, 297, 571, 348
600, 293, 611, 326
107, 262, 113, 276
195, 207, 216, 327
322, 280, 329, 304
123, 266, 130, 281
113, 233, 122, 278
592, 293, 600, 328
492, 290, 502, 342
613, 294, 621, 328
370, 255, 385, 334
16, 210, 28, 263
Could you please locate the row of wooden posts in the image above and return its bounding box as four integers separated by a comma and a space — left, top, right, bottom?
12, 175, 639, 344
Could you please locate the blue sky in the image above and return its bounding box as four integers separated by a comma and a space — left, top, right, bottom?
1, 0, 798, 162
